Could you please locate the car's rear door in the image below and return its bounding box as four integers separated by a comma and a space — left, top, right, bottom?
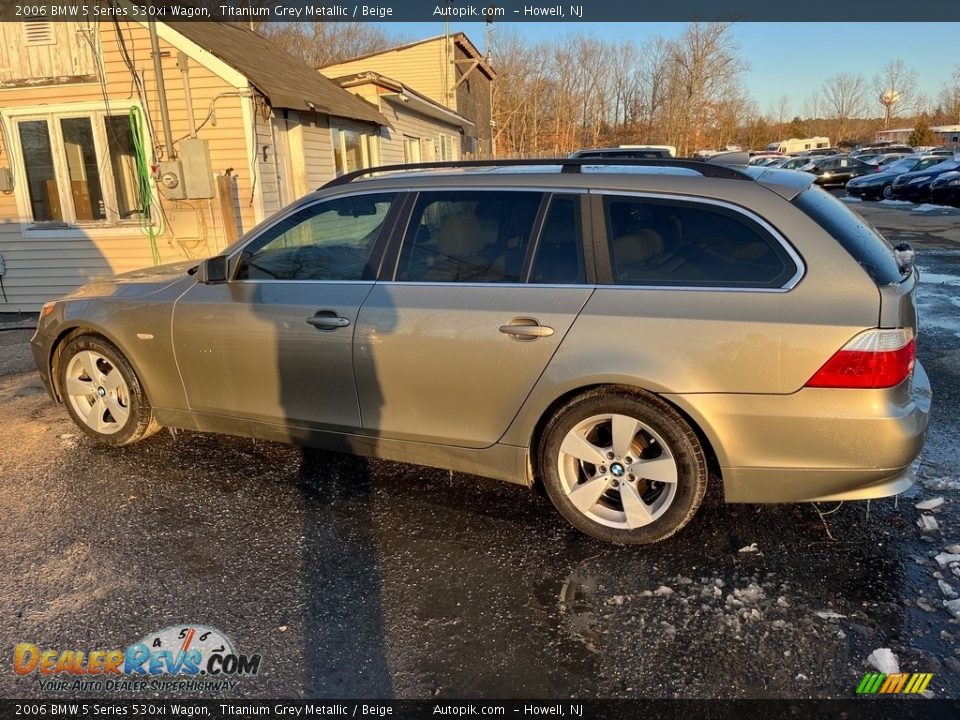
353, 189, 594, 448
171, 192, 401, 432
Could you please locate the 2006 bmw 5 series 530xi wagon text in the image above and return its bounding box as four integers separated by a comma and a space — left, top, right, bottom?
31, 157, 932, 544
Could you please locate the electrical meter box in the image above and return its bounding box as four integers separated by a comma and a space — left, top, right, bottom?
179, 138, 215, 199
157, 139, 214, 200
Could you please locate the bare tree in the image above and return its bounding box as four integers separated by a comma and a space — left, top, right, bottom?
258, 22, 400, 68
939, 65, 960, 125
872, 59, 919, 128
822, 73, 868, 143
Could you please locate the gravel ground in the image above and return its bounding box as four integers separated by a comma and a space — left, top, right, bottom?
1, 200, 958, 700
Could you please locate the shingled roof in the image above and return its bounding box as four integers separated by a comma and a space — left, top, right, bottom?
168, 22, 389, 126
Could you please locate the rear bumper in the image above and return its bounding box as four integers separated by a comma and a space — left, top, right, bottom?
30, 328, 58, 402
667, 361, 932, 503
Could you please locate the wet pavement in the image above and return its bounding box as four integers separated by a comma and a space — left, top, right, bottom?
1, 201, 958, 700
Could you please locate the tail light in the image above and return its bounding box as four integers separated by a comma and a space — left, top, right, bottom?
805, 329, 915, 389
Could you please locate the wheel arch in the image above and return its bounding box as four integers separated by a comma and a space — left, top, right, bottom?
526, 383, 723, 491
47, 324, 151, 405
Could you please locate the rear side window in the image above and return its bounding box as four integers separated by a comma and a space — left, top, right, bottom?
396, 191, 543, 283
530, 195, 585, 284
603, 196, 797, 288
793, 186, 902, 285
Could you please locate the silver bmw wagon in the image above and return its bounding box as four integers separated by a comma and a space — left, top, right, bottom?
31, 158, 932, 544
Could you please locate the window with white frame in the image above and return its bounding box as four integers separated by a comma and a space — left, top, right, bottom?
403, 135, 422, 163
331, 124, 379, 176
438, 133, 458, 162
11, 108, 146, 227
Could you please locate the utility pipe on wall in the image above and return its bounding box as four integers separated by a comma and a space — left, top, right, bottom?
148, 20, 176, 159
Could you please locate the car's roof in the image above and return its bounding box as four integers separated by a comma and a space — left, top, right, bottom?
309, 161, 816, 206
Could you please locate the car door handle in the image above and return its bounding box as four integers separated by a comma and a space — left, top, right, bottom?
306, 312, 350, 330
499, 318, 554, 340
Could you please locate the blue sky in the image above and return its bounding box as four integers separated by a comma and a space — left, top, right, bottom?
377, 22, 958, 117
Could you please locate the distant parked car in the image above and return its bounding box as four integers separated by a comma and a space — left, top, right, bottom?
571, 146, 675, 160
871, 153, 914, 167
779, 156, 817, 170
889, 158, 960, 202
798, 147, 842, 157
852, 144, 914, 158
801, 156, 874, 187
747, 153, 783, 165
930, 171, 960, 206
846, 156, 946, 200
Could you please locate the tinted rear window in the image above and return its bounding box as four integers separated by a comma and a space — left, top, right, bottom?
793, 186, 902, 285
602, 196, 797, 288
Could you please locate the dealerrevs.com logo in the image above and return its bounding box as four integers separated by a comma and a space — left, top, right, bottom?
13, 624, 262, 692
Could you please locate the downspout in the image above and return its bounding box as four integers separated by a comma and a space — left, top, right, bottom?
148, 20, 176, 158
177, 51, 197, 138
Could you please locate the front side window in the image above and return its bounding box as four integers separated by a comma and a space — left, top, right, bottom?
14, 110, 143, 226
236, 193, 396, 281
396, 191, 543, 283
604, 196, 796, 288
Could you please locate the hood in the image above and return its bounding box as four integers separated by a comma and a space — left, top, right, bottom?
61, 260, 197, 301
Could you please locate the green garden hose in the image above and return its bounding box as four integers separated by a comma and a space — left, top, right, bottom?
129, 107, 161, 265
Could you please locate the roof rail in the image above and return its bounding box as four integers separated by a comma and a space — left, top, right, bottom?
321, 157, 751, 189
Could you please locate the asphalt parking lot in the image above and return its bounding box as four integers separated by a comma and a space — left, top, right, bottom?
1, 198, 959, 700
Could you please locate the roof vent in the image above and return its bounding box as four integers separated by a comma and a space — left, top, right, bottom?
24, 21, 55, 47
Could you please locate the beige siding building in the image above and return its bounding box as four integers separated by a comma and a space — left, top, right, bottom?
0, 20, 387, 312
320, 33, 496, 158
333, 72, 474, 165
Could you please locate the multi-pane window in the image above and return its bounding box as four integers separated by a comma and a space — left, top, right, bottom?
331, 125, 379, 176
438, 133, 458, 162
14, 110, 145, 227
403, 135, 422, 163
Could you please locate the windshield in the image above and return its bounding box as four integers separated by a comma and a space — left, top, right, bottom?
929, 158, 960, 173
886, 159, 918, 174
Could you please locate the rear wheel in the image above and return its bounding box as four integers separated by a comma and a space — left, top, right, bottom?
539, 389, 707, 545
58, 335, 161, 445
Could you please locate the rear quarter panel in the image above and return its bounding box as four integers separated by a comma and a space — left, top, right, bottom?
501, 183, 883, 448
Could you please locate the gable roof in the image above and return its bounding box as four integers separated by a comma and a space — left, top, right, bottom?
319, 32, 496, 80
167, 22, 388, 126
334, 72, 475, 131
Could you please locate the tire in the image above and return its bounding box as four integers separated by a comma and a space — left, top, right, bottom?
539, 388, 707, 545
883, 185, 894, 200
58, 334, 161, 446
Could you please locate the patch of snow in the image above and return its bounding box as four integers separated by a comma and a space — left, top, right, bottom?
919, 272, 960, 286
867, 648, 900, 674
841, 196, 862, 203
913, 203, 958, 213
945, 598, 960, 619
916, 497, 945, 510
945, 544, 960, 555
653, 586, 674, 597
816, 610, 845, 620
738, 543, 759, 553
878, 199, 914, 206
935, 553, 960, 569
918, 515, 940, 532
938, 580, 957, 598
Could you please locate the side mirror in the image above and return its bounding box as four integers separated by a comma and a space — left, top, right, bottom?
198, 256, 229, 284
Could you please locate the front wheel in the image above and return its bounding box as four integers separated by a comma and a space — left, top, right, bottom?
58, 335, 161, 445
539, 389, 708, 545
883, 185, 895, 200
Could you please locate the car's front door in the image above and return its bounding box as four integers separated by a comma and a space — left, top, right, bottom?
353, 190, 594, 448
171, 192, 400, 432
